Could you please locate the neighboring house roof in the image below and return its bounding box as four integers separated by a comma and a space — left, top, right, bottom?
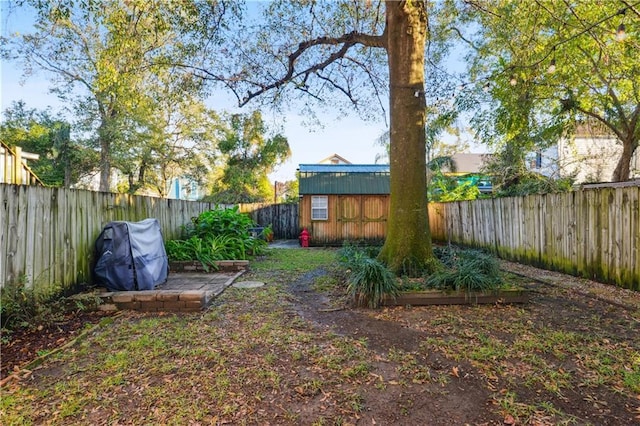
445, 153, 491, 175
298, 164, 389, 195
318, 153, 352, 164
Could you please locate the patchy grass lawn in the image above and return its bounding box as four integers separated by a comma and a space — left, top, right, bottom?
1, 248, 639, 425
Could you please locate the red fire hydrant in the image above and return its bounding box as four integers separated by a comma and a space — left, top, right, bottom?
299, 228, 310, 247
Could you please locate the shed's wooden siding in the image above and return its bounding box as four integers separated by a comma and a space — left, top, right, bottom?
299, 194, 389, 245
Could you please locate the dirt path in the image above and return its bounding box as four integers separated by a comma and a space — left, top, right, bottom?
285, 266, 640, 425
286, 269, 504, 425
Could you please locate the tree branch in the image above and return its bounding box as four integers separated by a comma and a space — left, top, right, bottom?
236, 31, 385, 106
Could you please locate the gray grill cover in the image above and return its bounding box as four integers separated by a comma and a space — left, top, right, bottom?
94, 218, 168, 291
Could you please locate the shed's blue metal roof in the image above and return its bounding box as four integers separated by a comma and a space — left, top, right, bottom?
298, 164, 389, 173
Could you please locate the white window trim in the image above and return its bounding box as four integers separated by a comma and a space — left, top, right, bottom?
311, 196, 328, 220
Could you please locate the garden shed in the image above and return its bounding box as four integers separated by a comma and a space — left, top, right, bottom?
298, 164, 390, 245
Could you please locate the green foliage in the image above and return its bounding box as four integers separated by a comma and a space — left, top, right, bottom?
428, 246, 503, 292
0, 278, 64, 333
165, 207, 266, 268
429, 175, 482, 202
188, 206, 256, 240
337, 242, 382, 270
338, 243, 399, 308
206, 112, 291, 203
494, 173, 574, 197
4, 2, 230, 192
260, 224, 274, 241
483, 146, 574, 196
0, 101, 95, 187
456, 0, 640, 182
347, 257, 399, 309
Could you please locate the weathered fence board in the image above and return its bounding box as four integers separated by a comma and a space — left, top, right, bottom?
0, 185, 221, 292
428, 186, 640, 290
239, 203, 299, 239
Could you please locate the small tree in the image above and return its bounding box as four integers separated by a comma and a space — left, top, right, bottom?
207, 111, 291, 203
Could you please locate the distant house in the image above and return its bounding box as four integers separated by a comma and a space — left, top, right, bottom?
167, 177, 204, 201
318, 153, 352, 165
298, 164, 389, 245
529, 122, 640, 183
437, 153, 493, 194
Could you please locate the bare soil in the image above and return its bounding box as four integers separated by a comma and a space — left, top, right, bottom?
1, 310, 114, 380
284, 262, 640, 425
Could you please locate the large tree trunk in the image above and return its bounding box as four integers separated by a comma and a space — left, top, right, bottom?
611, 137, 636, 181
378, 0, 433, 275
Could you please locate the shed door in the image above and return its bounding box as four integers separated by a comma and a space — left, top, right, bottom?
338, 196, 361, 241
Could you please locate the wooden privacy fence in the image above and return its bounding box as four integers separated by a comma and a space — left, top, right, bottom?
239, 203, 299, 239
1, 142, 44, 186
0, 184, 222, 292
2, 183, 637, 293
428, 185, 639, 290
0, 184, 300, 293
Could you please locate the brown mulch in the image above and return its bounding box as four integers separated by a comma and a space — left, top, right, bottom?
1, 310, 115, 381
500, 260, 640, 311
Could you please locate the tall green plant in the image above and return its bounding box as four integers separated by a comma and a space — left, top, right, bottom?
428, 247, 503, 292
348, 258, 399, 309
338, 244, 399, 309
166, 207, 266, 268
188, 206, 255, 240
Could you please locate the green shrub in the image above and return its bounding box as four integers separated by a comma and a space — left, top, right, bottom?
165, 207, 266, 269
187, 206, 255, 240
0, 278, 64, 333
428, 246, 502, 292
433, 245, 460, 268
348, 257, 399, 309
337, 242, 366, 270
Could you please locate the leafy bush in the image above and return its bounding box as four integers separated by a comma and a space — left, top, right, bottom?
433, 245, 461, 268
429, 177, 481, 202
338, 242, 381, 268
1, 278, 64, 333
187, 206, 256, 240
338, 243, 399, 308
337, 242, 366, 270
165, 207, 266, 269
428, 246, 503, 292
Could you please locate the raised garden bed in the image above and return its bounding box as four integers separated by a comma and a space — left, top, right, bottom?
382, 288, 529, 306
169, 260, 249, 273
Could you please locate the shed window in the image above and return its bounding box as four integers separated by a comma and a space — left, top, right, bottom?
311, 196, 328, 220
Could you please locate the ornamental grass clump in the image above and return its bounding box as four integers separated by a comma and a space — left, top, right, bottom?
428, 246, 502, 293
338, 243, 399, 308
348, 257, 399, 308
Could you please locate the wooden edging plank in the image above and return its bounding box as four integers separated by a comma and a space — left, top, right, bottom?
381, 289, 530, 306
